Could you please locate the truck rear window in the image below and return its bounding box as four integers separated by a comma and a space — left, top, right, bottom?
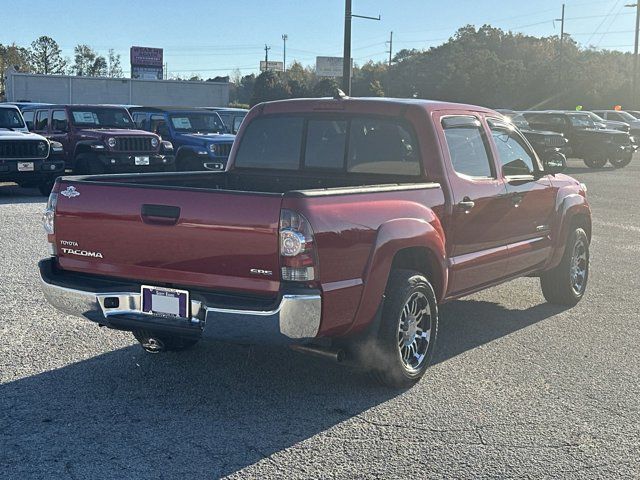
234, 115, 421, 176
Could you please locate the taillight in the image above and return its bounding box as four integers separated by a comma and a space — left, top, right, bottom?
43, 192, 58, 235
279, 209, 317, 282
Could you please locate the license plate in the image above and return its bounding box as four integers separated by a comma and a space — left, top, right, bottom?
141, 285, 189, 319
135, 156, 150, 166
17, 162, 34, 172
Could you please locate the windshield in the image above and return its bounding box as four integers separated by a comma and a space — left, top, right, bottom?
70, 108, 134, 128
169, 112, 225, 133
0, 108, 26, 129
615, 111, 637, 122
586, 112, 605, 122
567, 113, 596, 129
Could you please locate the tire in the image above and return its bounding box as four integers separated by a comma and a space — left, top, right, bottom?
609, 156, 632, 168
583, 156, 607, 169
75, 154, 105, 175
540, 228, 589, 306
132, 329, 199, 354
371, 269, 439, 389
177, 154, 203, 172
38, 179, 56, 196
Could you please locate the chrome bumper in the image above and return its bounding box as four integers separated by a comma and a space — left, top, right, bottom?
39, 260, 321, 343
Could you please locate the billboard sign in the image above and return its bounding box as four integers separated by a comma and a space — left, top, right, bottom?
130, 46, 163, 80
260, 61, 284, 72
316, 56, 352, 77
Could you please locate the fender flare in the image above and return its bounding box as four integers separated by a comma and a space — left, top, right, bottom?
547, 193, 591, 269
347, 218, 448, 335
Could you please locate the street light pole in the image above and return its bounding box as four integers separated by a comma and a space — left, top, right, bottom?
282, 34, 288, 73
555, 4, 565, 87
625, 3, 640, 107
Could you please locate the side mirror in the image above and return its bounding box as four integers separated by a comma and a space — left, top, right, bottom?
544, 153, 567, 175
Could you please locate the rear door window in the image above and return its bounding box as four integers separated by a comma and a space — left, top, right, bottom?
441, 116, 494, 178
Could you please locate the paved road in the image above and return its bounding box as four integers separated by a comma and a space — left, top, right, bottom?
1, 159, 639, 479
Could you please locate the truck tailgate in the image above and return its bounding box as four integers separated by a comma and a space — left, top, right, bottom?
53, 180, 283, 296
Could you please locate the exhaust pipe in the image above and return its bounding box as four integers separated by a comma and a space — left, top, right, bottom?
291, 344, 345, 363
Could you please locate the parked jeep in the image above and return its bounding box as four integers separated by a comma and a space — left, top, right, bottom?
0, 104, 65, 195
522, 110, 634, 168
207, 107, 248, 134
22, 105, 174, 174
500, 112, 568, 165
129, 107, 235, 171
592, 109, 640, 139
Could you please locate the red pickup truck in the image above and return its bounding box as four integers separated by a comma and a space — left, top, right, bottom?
39, 97, 591, 387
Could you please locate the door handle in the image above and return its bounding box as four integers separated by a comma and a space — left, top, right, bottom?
458, 197, 475, 212
511, 193, 524, 207
141, 204, 181, 225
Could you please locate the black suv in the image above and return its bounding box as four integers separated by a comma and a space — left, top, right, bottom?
522, 110, 635, 168
499, 111, 568, 164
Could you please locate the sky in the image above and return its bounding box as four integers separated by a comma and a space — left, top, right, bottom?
1, 0, 638, 78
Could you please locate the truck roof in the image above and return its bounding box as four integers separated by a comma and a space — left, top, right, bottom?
21, 104, 131, 111
255, 97, 497, 116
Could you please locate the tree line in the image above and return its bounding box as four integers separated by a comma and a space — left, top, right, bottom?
2, 26, 637, 110
0, 36, 123, 96
232, 25, 638, 111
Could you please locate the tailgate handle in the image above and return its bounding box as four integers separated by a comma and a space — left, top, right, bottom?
141, 204, 181, 225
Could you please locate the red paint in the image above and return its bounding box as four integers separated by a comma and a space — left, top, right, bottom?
49, 98, 590, 340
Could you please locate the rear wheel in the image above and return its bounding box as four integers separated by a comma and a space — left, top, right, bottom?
371, 269, 438, 388
540, 227, 589, 306
133, 329, 199, 353
609, 156, 632, 168
583, 156, 607, 169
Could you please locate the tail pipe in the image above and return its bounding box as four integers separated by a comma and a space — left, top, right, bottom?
291, 344, 345, 363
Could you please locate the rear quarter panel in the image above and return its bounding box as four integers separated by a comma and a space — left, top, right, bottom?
283, 186, 446, 337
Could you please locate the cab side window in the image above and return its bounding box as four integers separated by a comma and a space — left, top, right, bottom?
442, 116, 494, 178
489, 122, 537, 176
35, 110, 49, 132
132, 113, 147, 129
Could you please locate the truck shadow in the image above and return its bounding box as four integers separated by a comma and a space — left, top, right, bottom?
0, 184, 46, 204
0, 299, 566, 478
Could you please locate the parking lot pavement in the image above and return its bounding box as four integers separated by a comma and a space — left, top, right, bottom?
1, 158, 639, 480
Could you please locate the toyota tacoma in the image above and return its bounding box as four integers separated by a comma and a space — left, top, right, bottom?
39, 97, 591, 388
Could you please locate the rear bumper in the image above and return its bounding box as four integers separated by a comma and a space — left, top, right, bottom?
38, 258, 321, 344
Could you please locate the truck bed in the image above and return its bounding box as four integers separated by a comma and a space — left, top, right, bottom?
68, 170, 429, 195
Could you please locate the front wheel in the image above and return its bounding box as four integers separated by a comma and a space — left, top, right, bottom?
133, 329, 199, 353
540, 227, 589, 306
371, 269, 439, 388
38, 179, 56, 196
583, 156, 607, 169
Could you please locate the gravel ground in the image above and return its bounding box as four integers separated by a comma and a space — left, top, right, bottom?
1, 158, 639, 479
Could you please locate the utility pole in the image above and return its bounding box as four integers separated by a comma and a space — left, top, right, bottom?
386, 31, 393, 67
342, 0, 380, 95
627, 3, 640, 107
556, 4, 565, 87
282, 34, 288, 73
264, 44, 271, 71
